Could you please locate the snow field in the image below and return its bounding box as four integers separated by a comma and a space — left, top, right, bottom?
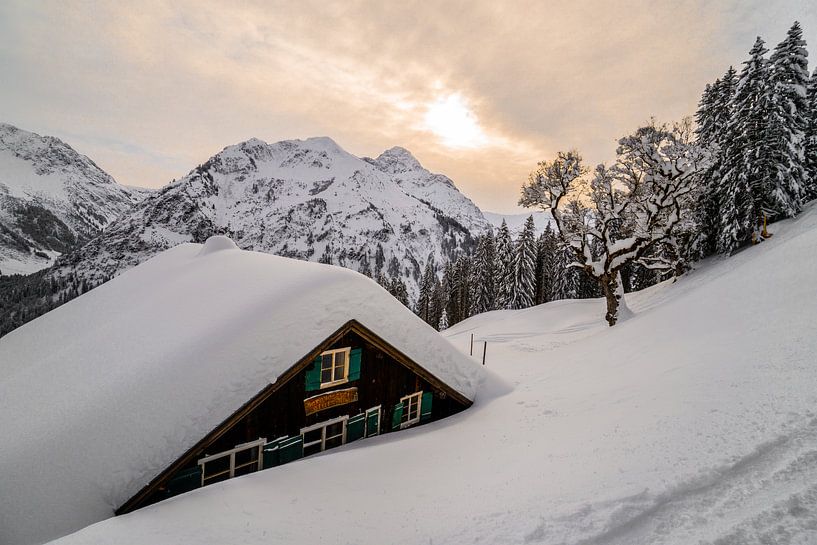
43, 206, 817, 544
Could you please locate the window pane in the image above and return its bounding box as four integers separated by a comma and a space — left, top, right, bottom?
321, 354, 333, 370
202, 456, 230, 484
321, 368, 333, 383
325, 435, 343, 450
326, 422, 343, 438
304, 442, 322, 456
335, 351, 346, 367
333, 361, 346, 381
303, 429, 322, 445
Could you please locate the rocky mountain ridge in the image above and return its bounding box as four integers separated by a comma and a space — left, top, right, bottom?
0, 123, 142, 275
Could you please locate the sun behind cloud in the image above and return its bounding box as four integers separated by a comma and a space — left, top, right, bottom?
422, 94, 489, 149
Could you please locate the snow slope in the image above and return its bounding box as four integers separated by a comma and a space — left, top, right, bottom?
0, 237, 481, 545
41, 204, 817, 545
0, 123, 141, 275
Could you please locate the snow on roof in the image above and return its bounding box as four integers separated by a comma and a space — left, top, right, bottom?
0, 237, 482, 545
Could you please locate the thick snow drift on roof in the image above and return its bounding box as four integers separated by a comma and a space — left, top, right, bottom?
0, 239, 481, 545
45, 204, 817, 545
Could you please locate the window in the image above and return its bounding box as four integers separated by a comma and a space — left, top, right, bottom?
198, 437, 266, 486
400, 392, 422, 429
301, 415, 348, 456
319, 347, 350, 387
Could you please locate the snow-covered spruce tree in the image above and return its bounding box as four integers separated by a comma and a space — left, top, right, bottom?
415, 261, 436, 324
444, 257, 469, 326
717, 37, 770, 253
550, 245, 580, 301
764, 21, 810, 218
806, 67, 817, 200
438, 308, 449, 331
470, 232, 497, 314
510, 215, 536, 309
693, 67, 737, 258
454, 255, 474, 323
494, 220, 514, 309
520, 122, 707, 326
429, 277, 446, 330
534, 224, 559, 305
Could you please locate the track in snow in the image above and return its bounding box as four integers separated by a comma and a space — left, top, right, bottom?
530, 415, 817, 545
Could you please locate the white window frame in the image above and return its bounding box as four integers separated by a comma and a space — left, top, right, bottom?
300, 415, 349, 453
319, 347, 351, 388
198, 437, 266, 486
400, 391, 423, 429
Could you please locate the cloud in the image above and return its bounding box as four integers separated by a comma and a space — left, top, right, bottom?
0, 0, 814, 211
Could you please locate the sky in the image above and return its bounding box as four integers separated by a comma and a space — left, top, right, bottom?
1, 1, 815, 213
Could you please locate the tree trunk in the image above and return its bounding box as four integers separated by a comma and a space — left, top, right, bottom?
600, 271, 632, 327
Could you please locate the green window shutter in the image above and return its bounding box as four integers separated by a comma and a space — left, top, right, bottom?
366, 410, 380, 437
305, 356, 322, 391
263, 437, 287, 468
347, 414, 365, 442
420, 392, 433, 422
167, 466, 202, 497
348, 348, 362, 381
391, 401, 404, 430
279, 436, 304, 464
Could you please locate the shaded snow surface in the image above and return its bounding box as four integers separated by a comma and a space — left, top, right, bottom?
41, 204, 817, 544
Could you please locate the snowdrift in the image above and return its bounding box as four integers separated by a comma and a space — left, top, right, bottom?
0, 236, 481, 545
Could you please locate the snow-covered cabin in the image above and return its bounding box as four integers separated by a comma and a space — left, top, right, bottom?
0, 236, 481, 545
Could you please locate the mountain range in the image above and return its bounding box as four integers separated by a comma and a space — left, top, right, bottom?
0, 123, 506, 335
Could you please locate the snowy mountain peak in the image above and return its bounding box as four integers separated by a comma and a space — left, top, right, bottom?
0, 123, 143, 275
371, 146, 424, 174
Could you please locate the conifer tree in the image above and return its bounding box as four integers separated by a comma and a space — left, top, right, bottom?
695, 80, 718, 145
429, 278, 446, 330
807, 67, 817, 200
438, 308, 449, 331
510, 216, 536, 309
693, 67, 737, 258
470, 232, 496, 314
551, 245, 580, 301
534, 225, 558, 305
446, 255, 473, 324
764, 21, 810, 217
717, 37, 770, 253
415, 261, 435, 324
494, 220, 514, 309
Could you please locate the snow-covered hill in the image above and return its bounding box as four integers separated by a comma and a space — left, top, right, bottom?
48, 203, 817, 545
52, 137, 488, 297
483, 210, 553, 234
0, 123, 141, 275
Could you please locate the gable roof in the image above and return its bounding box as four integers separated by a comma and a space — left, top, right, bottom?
0, 237, 483, 545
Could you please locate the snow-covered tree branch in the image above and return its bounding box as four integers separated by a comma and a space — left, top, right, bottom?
520, 121, 708, 326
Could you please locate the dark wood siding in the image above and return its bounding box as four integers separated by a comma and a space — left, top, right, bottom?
137, 329, 467, 509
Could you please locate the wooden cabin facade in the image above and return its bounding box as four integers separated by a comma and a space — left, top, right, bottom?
118, 319, 472, 514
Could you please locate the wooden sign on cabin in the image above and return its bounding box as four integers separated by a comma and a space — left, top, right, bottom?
304, 387, 359, 416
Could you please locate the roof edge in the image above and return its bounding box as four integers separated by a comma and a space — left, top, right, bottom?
116, 319, 471, 515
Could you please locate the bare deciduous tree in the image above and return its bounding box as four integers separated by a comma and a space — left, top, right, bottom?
520, 121, 708, 326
